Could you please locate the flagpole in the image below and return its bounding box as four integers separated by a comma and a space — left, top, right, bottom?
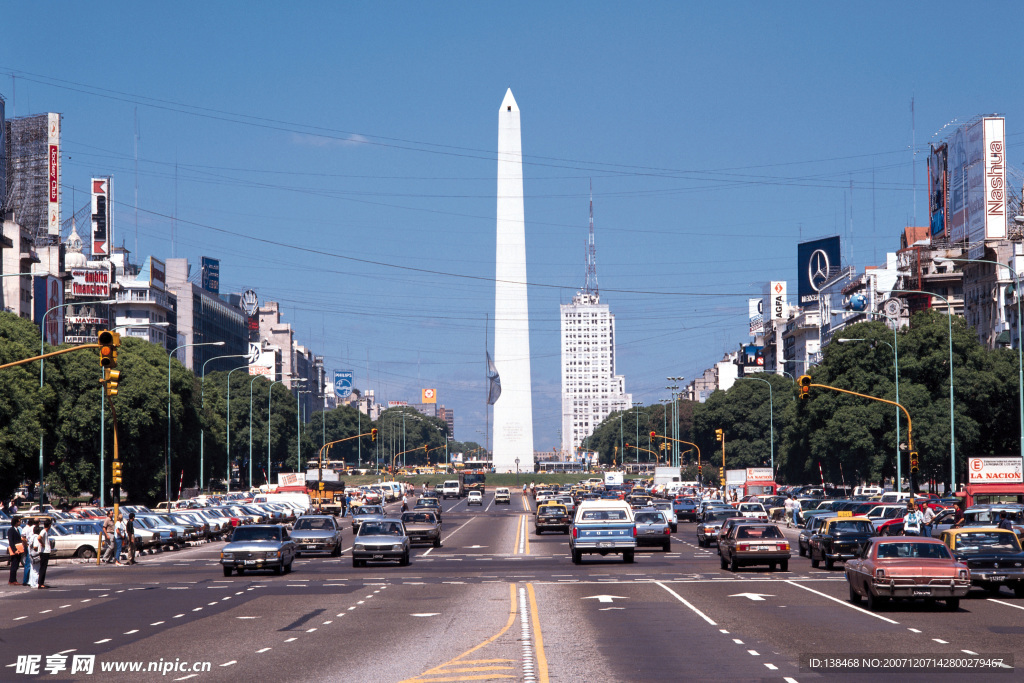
485, 312, 489, 464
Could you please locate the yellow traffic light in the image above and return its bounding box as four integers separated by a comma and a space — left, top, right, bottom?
715, 429, 723, 443
104, 368, 121, 397
910, 451, 920, 473
371, 428, 377, 442
319, 481, 325, 491
111, 460, 123, 485
98, 330, 120, 369
798, 375, 811, 400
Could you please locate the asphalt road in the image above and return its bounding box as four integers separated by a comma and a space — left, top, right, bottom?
3, 492, 1023, 682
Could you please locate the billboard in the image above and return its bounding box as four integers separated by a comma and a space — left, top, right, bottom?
248, 350, 275, 377
201, 257, 220, 294
47, 113, 60, 236
968, 457, 1022, 484
69, 266, 112, 298
91, 177, 111, 257
334, 370, 354, 399
765, 281, 787, 321
797, 236, 841, 308
748, 298, 763, 337
0, 97, 5, 212
927, 143, 948, 238
33, 275, 64, 346
387, 401, 408, 408
422, 388, 437, 404
948, 117, 1006, 243
746, 467, 773, 482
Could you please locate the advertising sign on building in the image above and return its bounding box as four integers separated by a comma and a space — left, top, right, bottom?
797, 236, 841, 308
305, 470, 339, 482
387, 401, 408, 408
748, 298, 763, 336
277, 473, 306, 487
765, 281, 787, 320
91, 177, 111, 257
149, 257, 165, 290
948, 117, 1006, 243
248, 350, 275, 377
47, 113, 60, 236
201, 257, 220, 294
982, 117, 1006, 241
746, 467, 774, 482
334, 371, 354, 399
928, 143, 948, 238
968, 457, 1022, 484
33, 275, 64, 346
422, 388, 437, 404
69, 266, 112, 298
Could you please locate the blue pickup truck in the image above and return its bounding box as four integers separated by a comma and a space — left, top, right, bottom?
570, 500, 637, 564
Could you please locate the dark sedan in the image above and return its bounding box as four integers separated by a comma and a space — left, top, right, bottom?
220, 525, 295, 576
809, 517, 876, 570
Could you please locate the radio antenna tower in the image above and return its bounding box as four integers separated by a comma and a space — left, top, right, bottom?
584, 180, 598, 296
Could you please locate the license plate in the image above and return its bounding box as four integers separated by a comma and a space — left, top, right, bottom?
244, 560, 257, 565
372, 554, 384, 559
645, 530, 658, 534
597, 542, 613, 548
304, 544, 316, 549
988, 575, 1006, 582
912, 589, 930, 596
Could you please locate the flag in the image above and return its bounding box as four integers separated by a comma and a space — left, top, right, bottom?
486, 351, 501, 405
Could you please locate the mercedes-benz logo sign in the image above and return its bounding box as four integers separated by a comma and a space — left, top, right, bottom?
808, 249, 831, 292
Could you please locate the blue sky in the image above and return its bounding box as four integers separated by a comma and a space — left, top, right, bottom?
3, 2, 1022, 448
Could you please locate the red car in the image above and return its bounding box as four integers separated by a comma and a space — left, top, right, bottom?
845, 536, 970, 611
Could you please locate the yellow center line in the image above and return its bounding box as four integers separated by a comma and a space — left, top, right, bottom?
512, 514, 522, 555
430, 666, 515, 673
523, 515, 530, 555
399, 584, 518, 683
455, 660, 514, 665
527, 584, 550, 683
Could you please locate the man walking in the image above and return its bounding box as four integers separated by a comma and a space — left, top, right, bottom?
113, 513, 126, 566
921, 503, 936, 538
784, 496, 795, 528
101, 511, 116, 563
904, 502, 923, 536
7, 516, 24, 586
126, 513, 138, 564
37, 519, 53, 589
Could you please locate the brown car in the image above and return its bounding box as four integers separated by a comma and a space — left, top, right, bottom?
845, 537, 971, 611
718, 522, 790, 572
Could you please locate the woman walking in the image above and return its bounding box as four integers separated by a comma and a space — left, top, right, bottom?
27, 524, 43, 588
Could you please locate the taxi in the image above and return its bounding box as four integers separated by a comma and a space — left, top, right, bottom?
939, 527, 1024, 598
535, 502, 570, 535
809, 513, 875, 570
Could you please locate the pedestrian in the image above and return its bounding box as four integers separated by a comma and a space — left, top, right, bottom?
952, 501, 966, 528
113, 513, 126, 566
344, 493, 352, 518
100, 511, 116, 563
7, 515, 24, 586
126, 513, 138, 565
784, 496, 795, 528
401, 494, 408, 513
27, 524, 42, 588
903, 502, 923, 536
921, 503, 936, 538
20, 518, 33, 585
792, 497, 802, 527
998, 511, 1015, 531
36, 519, 54, 589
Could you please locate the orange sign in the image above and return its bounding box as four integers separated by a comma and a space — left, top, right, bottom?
422, 388, 437, 404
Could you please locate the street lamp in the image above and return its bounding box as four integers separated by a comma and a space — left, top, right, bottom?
38, 299, 115, 505
515, 457, 520, 486
248, 374, 267, 491
168, 340, 224, 502
201, 354, 248, 493
893, 289, 957, 492
224, 365, 252, 493
268, 377, 306, 489
938, 256, 1024, 469
735, 376, 774, 474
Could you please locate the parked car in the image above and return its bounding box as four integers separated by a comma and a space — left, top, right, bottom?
719, 522, 790, 572
291, 515, 343, 557
939, 527, 1024, 598
633, 509, 672, 552
401, 511, 442, 547
809, 516, 876, 570
52, 521, 103, 559
352, 519, 410, 567
220, 524, 295, 576
845, 537, 970, 611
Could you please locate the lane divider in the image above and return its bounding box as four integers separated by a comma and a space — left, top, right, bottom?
526, 584, 550, 683
519, 587, 537, 683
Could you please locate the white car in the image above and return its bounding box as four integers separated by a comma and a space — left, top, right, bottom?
467, 490, 484, 506
494, 488, 512, 505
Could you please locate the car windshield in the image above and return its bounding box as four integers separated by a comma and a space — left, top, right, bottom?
876, 542, 952, 559
232, 527, 281, 542
293, 518, 334, 531
709, 512, 735, 522
354, 506, 385, 516
359, 522, 403, 536
580, 510, 628, 521
416, 499, 439, 507
634, 512, 665, 524
831, 521, 874, 534
739, 504, 764, 512
402, 513, 435, 524
736, 526, 783, 539
955, 532, 1022, 554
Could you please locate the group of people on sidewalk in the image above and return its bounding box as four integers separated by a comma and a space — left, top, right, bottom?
100, 510, 139, 565
6, 516, 54, 589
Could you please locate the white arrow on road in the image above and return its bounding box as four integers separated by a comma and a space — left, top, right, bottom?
583, 595, 628, 604
729, 593, 774, 601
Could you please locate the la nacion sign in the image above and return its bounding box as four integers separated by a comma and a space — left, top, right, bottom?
968, 457, 1023, 484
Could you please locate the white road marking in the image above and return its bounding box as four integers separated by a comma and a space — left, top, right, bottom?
256, 647, 271, 653
989, 598, 1024, 611
173, 675, 197, 681
748, 650, 759, 656
151, 621, 165, 626
908, 628, 921, 633
729, 592, 773, 601
57, 650, 76, 655
40, 609, 52, 614
411, 613, 440, 617
13, 616, 26, 621
81, 599, 91, 602
784, 678, 799, 683
962, 650, 978, 655
582, 595, 627, 604
323, 620, 332, 625
765, 663, 778, 670
306, 628, 317, 633
124, 629, 138, 634
933, 638, 948, 644
236, 616, 260, 619
59, 604, 71, 608
94, 639, 111, 644
733, 639, 744, 645
285, 637, 297, 642
656, 581, 717, 626
598, 607, 624, 611
220, 661, 237, 667
785, 580, 899, 625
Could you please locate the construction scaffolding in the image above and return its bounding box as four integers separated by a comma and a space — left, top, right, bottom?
4, 113, 59, 245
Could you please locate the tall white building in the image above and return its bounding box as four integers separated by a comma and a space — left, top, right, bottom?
560, 294, 631, 453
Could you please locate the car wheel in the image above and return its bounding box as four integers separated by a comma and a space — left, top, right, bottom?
848, 581, 861, 604
865, 589, 885, 611
1014, 583, 1024, 599
811, 557, 820, 569
332, 544, 342, 557
825, 558, 834, 571
720, 554, 728, 570
671, 524, 677, 533
572, 549, 582, 565
780, 560, 788, 572
273, 564, 283, 576
399, 551, 410, 567
75, 546, 97, 560
284, 560, 293, 574
535, 529, 542, 535
223, 566, 233, 577
946, 598, 960, 611
697, 537, 705, 548
623, 550, 635, 564
295, 552, 301, 558
663, 542, 671, 552
730, 556, 738, 572
798, 543, 806, 557
236, 568, 245, 575
769, 563, 777, 571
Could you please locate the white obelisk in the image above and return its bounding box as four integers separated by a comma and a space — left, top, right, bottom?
493, 88, 535, 473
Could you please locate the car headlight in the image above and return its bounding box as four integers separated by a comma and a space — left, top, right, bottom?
958, 569, 969, 580
875, 568, 886, 578
354, 544, 365, 551
391, 544, 403, 552
221, 552, 232, 560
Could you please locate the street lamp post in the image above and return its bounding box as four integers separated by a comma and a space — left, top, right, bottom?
38, 299, 113, 505
939, 256, 1023, 470
224, 365, 251, 493
267, 377, 305, 488
248, 374, 266, 491
735, 376, 774, 474
168, 341, 224, 502
201, 354, 247, 493
893, 289, 957, 492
